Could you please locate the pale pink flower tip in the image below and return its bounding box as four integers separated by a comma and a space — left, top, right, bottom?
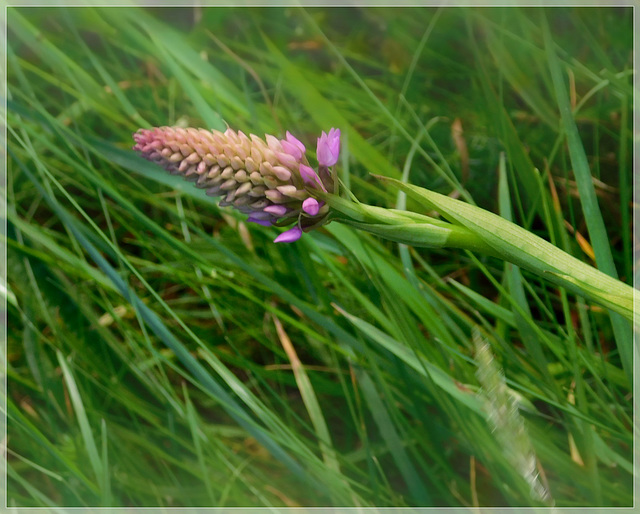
316, 128, 341, 167
285, 131, 306, 154
279, 132, 305, 161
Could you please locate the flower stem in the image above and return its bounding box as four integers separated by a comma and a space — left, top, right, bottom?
318, 186, 636, 325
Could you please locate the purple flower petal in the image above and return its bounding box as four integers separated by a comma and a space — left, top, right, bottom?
247, 210, 272, 220
274, 225, 302, 243
286, 131, 306, 153
302, 198, 320, 216
299, 164, 326, 191
316, 128, 341, 167
281, 131, 306, 160
280, 140, 302, 160
247, 215, 272, 226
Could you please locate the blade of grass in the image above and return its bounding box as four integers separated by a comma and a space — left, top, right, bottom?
334, 304, 482, 415
497, 153, 557, 391
355, 370, 431, 505
262, 34, 402, 181
183, 385, 217, 505
272, 316, 342, 476
117, 7, 250, 118
56, 351, 106, 500
7, 400, 98, 496
10, 146, 314, 489
542, 14, 632, 381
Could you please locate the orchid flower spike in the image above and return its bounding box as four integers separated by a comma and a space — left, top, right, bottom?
133, 126, 341, 243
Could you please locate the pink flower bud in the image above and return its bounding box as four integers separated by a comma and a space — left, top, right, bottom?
302, 198, 320, 216
274, 225, 302, 243
316, 128, 341, 167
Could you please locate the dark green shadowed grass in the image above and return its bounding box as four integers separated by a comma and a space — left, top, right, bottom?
7, 5, 633, 508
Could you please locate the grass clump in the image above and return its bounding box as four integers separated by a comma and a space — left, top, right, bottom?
7, 6, 633, 508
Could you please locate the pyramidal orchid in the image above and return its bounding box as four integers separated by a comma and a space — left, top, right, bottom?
131, 126, 636, 326
133, 127, 340, 243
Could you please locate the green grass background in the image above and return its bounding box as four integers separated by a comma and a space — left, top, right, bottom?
6, 5, 634, 508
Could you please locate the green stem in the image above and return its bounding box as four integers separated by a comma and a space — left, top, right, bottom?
320, 188, 635, 325
337, 217, 499, 256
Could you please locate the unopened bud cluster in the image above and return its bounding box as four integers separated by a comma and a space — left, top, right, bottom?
133, 126, 340, 242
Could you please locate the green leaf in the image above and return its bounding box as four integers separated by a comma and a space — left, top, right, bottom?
542, 13, 632, 380
336, 305, 483, 415
375, 176, 635, 325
